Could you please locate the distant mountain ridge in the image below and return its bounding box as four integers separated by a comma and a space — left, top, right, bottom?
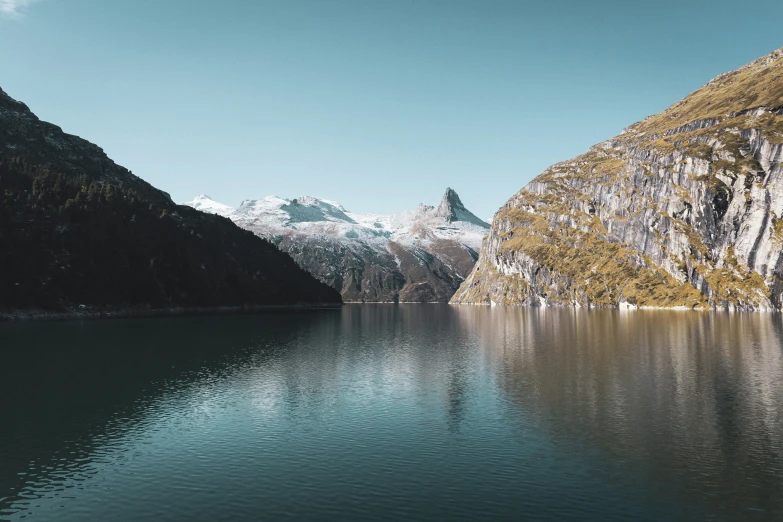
0, 86, 341, 316
187, 189, 489, 302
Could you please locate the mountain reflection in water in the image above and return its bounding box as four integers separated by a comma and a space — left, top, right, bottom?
1, 306, 781, 521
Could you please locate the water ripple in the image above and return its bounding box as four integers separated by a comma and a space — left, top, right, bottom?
0, 307, 781, 521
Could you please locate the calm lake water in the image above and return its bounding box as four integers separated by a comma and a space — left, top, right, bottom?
1, 305, 782, 521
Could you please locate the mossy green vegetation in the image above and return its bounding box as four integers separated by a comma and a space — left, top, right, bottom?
631, 49, 783, 136
771, 213, 783, 246
495, 208, 706, 308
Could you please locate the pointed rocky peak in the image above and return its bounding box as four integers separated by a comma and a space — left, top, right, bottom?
435, 188, 490, 228
436, 187, 464, 219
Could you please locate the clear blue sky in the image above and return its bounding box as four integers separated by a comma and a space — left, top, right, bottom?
1, 0, 782, 218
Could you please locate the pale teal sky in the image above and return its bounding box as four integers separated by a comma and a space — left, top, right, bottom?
1, 0, 782, 218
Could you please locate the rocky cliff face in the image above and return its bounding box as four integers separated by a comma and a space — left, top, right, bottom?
187, 189, 489, 302
452, 47, 783, 311
0, 87, 342, 314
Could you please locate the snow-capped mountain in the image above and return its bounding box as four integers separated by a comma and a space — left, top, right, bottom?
185, 189, 489, 302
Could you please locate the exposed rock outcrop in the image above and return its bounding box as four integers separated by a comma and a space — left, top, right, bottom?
452, 47, 783, 311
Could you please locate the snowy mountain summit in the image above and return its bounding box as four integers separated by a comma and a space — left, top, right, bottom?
185, 189, 489, 302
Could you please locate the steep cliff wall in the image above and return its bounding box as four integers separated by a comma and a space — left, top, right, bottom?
452, 48, 783, 311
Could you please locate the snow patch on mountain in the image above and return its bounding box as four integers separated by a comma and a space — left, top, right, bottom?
187, 195, 234, 217
184, 189, 489, 250
184, 189, 489, 302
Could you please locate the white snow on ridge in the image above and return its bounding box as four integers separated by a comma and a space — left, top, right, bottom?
183, 190, 489, 250
187, 194, 235, 217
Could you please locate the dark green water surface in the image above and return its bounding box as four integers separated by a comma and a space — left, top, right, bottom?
1, 305, 782, 521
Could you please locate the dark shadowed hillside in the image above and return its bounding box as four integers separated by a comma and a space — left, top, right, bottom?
0, 87, 341, 315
